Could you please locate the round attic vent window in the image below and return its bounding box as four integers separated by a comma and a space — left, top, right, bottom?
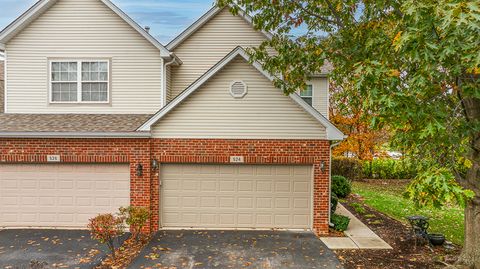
230, 81, 248, 98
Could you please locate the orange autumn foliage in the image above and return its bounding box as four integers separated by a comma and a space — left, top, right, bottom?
329, 83, 388, 160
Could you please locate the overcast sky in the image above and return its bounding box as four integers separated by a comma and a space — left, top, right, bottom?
0, 0, 215, 44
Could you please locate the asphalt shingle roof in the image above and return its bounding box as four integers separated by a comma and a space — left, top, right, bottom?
0, 114, 152, 133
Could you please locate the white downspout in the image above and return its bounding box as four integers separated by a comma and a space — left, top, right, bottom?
162, 55, 177, 107
329, 141, 342, 226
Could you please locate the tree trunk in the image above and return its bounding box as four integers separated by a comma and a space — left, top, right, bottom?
457, 141, 480, 268
457, 197, 480, 268
456, 133, 480, 268
456, 80, 480, 268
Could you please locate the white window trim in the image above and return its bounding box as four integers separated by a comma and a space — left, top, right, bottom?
299, 84, 314, 106
48, 59, 110, 104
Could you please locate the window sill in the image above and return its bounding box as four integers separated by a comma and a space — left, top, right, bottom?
48, 102, 112, 106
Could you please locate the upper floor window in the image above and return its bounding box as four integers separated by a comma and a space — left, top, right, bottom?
300, 84, 313, 106
50, 60, 109, 103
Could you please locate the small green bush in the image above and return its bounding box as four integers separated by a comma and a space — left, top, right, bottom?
333, 156, 428, 180
119, 206, 150, 240
349, 202, 366, 214
332, 157, 364, 180
332, 175, 352, 198
362, 158, 426, 179
331, 214, 350, 232
330, 192, 339, 215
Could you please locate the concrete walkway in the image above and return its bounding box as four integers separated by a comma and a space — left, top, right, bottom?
320, 204, 392, 250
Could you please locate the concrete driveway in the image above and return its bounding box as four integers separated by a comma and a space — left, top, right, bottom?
0, 229, 128, 269
129, 230, 343, 269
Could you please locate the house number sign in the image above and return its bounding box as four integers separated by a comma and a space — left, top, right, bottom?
47, 155, 61, 162
230, 156, 244, 163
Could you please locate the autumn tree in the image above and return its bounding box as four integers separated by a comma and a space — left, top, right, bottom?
329, 82, 388, 160
217, 0, 480, 267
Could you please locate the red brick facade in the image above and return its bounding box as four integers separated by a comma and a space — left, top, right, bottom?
0, 138, 331, 235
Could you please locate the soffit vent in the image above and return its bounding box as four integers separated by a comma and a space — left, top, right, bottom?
230, 81, 247, 98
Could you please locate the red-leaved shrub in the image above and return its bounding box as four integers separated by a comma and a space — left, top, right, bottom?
88, 213, 125, 259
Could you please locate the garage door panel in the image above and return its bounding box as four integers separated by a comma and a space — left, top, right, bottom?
256, 166, 273, 175
276, 166, 291, 175
238, 181, 253, 191
219, 181, 235, 191
0, 164, 130, 228
238, 166, 254, 175
200, 181, 216, 191
219, 214, 235, 225
161, 164, 312, 229
256, 181, 272, 192
256, 214, 273, 225
275, 181, 291, 192
219, 197, 235, 208
219, 166, 235, 174
238, 197, 254, 209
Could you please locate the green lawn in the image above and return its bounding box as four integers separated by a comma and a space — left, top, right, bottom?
351, 180, 464, 245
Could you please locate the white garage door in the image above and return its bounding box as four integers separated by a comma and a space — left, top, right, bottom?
0, 164, 130, 228
161, 164, 312, 229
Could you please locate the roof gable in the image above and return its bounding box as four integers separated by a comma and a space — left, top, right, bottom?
166, 5, 273, 51
139, 47, 344, 140
0, 0, 171, 57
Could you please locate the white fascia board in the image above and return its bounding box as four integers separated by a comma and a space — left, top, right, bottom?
139, 46, 345, 141
166, 5, 272, 51
237, 8, 273, 40
289, 94, 345, 140
166, 6, 221, 50
0, 0, 56, 43
0, 132, 151, 138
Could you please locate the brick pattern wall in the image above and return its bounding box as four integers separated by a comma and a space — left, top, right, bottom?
0, 138, 331, 235
151, 139, 331, 235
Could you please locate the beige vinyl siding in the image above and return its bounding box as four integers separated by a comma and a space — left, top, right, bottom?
307, 77, 329, 118
169, 8, 269, 101
5, 0, 163, 114
152, 56, 327, 139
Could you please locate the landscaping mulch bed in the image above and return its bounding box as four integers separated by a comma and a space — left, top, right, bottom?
328, 228, 346, 237
95, 236, 150, 269
335, 193, 460, 269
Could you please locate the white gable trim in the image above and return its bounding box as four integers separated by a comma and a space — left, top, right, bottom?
0, 0, 172, 58
166, 5, 273, 51
0, 0, 55, 44
138, 47, 344, 141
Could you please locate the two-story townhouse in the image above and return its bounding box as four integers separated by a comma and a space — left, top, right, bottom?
0, 0, 344, 235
